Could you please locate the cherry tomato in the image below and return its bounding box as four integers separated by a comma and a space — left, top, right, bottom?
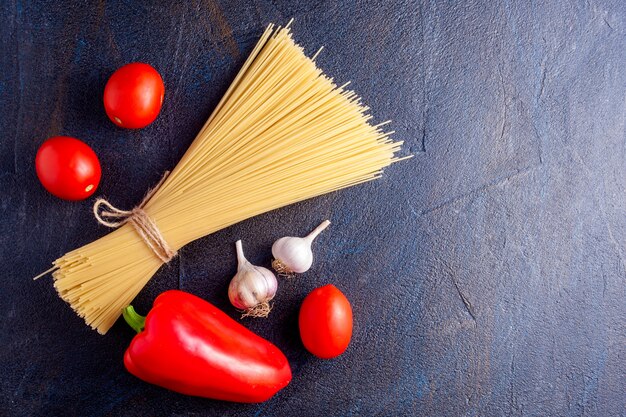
35, 136, 101, 201
299, 284, 353, 359
103, 62, 164, 129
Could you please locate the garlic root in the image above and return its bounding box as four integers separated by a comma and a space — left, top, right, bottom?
240, 301, 272, 318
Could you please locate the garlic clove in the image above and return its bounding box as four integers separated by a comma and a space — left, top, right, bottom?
228, 240, 278, 318
271, 220, 330, 275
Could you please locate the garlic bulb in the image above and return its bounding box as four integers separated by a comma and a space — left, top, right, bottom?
271, 220, 330, 276
228, 240, 278, 318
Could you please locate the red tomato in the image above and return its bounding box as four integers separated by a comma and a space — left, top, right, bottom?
35, 136, 101, 201
103, 62, 164, 129
299, 284, 353, 359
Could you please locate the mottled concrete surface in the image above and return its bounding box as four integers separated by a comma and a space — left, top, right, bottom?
1, 1, 625, 416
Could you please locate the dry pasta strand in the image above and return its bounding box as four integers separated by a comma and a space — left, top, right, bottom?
47, 23, 410, 334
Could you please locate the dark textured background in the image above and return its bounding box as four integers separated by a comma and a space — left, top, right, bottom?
1, 1, 625, 416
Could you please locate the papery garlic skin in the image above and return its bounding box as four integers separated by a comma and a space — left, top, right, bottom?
228, 240, 278, 317
271, 220, 330, 275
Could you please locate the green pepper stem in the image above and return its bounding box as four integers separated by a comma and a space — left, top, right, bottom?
123, 305, 146, 333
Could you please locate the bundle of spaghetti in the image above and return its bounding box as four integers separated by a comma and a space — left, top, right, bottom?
46, 22, 408, 334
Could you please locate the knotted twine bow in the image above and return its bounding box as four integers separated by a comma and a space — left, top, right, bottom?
93, 171, 177, 263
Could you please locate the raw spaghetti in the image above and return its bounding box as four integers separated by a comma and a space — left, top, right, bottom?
39, 22, 409, 334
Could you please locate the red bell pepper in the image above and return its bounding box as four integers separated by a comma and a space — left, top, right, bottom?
122, 290, 291, 402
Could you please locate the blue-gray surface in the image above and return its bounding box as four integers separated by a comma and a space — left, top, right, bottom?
1, 1, 625, 416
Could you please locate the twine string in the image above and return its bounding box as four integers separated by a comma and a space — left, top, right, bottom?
93, 171, 176, 263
